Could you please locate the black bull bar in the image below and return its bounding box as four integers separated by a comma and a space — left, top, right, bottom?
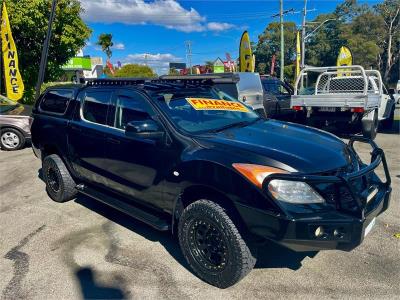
262, 136, 391, 218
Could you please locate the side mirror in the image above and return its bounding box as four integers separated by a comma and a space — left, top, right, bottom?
125, 119, 164, 140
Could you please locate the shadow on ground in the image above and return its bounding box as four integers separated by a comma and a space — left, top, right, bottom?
329, 120, 400, 139
37, 166, 317, 278
76, 267, 126, 299
74, 194, 316, 274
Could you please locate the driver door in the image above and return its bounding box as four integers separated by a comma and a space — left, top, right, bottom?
103, 89, 167, 210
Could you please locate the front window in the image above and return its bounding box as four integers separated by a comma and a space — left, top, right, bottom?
114, 91, 154, 130
151, 87, 260, 134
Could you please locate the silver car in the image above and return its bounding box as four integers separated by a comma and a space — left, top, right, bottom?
0, 96, 32, 151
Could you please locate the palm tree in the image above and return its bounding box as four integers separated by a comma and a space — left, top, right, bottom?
96, 33, 114, 60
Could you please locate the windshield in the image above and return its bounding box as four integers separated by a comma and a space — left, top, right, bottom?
263, 81, 291, 96
151, 87, 260, 134
0, 96, 19, 114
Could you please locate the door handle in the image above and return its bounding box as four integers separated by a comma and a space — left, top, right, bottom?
70, 125, 82, 132
107, 137, 121, 144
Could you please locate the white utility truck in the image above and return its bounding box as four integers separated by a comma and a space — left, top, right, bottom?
291, 65, 396, 139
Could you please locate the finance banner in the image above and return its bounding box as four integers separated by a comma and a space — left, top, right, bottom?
1, 2, 24, 101
296, 31, 301, 78
186, 98, 249, 113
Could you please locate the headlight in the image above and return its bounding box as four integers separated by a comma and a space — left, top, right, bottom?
268, 180, 325, 204
232, 163, 287, 188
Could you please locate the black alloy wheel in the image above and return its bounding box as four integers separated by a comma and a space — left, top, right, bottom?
187, 218, 229, 272
178, 200, 257, 288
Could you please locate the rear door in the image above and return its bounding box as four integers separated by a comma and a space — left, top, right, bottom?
67, 88, 114, 186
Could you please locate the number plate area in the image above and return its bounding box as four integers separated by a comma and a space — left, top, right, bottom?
318, 107, 337, 112
364, 217, 376, 237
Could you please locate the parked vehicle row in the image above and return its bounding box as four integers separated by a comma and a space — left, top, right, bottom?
31, 78, 391, 288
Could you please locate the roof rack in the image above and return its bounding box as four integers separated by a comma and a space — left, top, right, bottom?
159, 74, 239, 84
154, 78, 215, 86
84, 75, 238, 88
86, 78, 147, 86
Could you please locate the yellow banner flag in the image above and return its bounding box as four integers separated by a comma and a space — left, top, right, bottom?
337, 46, 353, 77
1, 2, 24, 101
239, 31, 254, 72
296, 31, 301, 78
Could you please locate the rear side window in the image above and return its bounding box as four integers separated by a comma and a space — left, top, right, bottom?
82, 90, 112, 125
40, 90, 72, 114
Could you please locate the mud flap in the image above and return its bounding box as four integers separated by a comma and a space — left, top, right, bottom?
361, 109, 378, 140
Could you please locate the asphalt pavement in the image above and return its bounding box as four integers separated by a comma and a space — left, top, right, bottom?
0, 127, 399, 299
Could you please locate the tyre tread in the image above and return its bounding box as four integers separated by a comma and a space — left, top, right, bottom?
43, 154, 77, 202
178, 199, 256, 288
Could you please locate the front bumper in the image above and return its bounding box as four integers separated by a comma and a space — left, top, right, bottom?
236, 136, 392, 252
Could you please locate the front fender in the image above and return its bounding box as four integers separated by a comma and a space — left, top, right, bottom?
165, 159, 281, 215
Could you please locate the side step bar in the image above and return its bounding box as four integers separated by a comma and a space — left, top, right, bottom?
76, 184, 170, 231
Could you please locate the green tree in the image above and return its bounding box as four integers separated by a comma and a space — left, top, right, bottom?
114, 64, 157, 78
255, 0, 399, 84
303, 13, 346, 67
204, 60, 214, 68
255, 22, 297, 80
4, 0, 91, 104
168, 68, 179, 75
339, 13, 382, 69
374, 0, 400, 82
334, 0, 371, 21
257, 63, 267, 75
96, 33, 113, 60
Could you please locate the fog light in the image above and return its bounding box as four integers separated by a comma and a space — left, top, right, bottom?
334, 228, 344, 239
315, 226, 325, 238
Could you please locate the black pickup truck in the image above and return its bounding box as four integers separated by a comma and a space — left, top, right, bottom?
31, 78, 392, 288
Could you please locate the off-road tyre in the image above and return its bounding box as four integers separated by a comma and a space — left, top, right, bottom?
178, 200, 257, 288
42, 154, 77, 203
0, 128, 25, 151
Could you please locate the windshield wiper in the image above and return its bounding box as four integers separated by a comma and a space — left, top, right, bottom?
210, 117, 262, 133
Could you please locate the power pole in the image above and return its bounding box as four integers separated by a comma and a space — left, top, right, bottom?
279, 0, 284, 81
185, 41, 192, 75
35, 0, 57, 101
301, 0, 307, 69
272, 5, 296, 81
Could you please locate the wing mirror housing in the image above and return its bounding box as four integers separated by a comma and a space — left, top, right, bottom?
125, 120, 164, 140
